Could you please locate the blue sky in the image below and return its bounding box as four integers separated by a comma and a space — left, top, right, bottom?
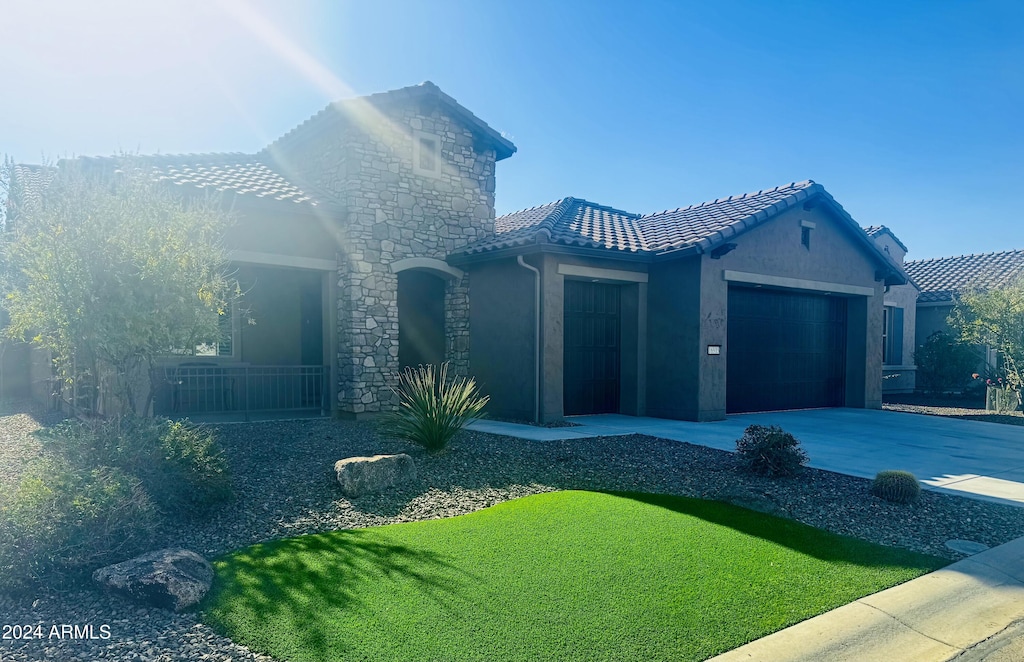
2, 0, 1022, 259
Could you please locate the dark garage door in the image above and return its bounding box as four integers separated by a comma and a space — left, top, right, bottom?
727, 287, 847, 413
564, 281, 620, 415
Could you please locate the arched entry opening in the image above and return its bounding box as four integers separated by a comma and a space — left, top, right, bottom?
397, 271, 446, 369
392, 258, 464, 371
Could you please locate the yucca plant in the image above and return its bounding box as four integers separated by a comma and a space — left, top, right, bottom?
381, 362, 489, 453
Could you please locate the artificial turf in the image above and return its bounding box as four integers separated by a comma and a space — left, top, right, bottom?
201, 490, 947, 662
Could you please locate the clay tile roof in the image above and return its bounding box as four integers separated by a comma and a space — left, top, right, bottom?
905, 249, 1024, 303
458, 197, 645, 255
66, 153, 323, 206
7, 164, 57, 214
863, 225, 909, 252
637, 180, 817, 253
149, 155, 320, 206
454, 180, 818, 258
452, 179, 906, 283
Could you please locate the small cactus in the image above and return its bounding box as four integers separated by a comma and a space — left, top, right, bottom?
871, 470, 921, 504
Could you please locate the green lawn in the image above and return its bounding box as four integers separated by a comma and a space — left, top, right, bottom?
201, 491, 946, 662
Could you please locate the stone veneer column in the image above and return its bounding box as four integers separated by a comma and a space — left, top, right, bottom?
445, 273, 471, 376
329, 103, 496, 417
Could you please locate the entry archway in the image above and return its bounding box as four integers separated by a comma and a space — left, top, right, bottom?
391, 258, 463, 371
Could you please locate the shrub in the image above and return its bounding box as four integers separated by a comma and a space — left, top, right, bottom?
0, 416, 231, 593
0, 458, 158, 593
735, 425, 808, 476
915, 331, 978, 394
382, 362, 489, 453
36, 416, 232, 514
871, 470, 921, 504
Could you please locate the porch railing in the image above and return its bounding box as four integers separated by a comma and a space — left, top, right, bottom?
153, 364, 329, 420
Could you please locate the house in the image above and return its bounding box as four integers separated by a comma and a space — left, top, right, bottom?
5, 82, 908, 422
863, 225, 919, 394
905, 249, 1024, 372
450, 183, 908, 422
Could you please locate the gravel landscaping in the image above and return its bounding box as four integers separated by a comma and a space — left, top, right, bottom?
884, 394, 1024, 426
4, 405, 1024, 661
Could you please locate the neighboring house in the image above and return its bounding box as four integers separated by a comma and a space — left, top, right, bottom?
905, 249, 1024, 373
863, 225, 919, 394
6, 82, 909, 422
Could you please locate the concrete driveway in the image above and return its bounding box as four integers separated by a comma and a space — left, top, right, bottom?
470, 408, 1024, 506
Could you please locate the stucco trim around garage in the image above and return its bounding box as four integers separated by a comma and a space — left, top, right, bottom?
227, 250, 338, 271
723, 270, 876, 297
557, 264, 649, 283
390, 257, 465, 280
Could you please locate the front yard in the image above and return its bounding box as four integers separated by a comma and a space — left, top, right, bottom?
4, 404, 1024, 661
203, 490, 944, 662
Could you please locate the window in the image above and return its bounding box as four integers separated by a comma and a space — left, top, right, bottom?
800, 220, 815, 250
190, 309, 235, 357
883, 306, 903, 366
418, 137, 437, 171
412, 130, 441, 177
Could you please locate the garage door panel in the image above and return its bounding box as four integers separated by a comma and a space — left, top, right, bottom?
727, 287, 847, 413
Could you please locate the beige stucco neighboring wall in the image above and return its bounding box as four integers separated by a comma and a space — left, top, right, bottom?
882, 282, 918, 393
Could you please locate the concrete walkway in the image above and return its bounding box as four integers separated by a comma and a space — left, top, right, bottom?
469, 408, 1024, 507
710, 535, 1024, 662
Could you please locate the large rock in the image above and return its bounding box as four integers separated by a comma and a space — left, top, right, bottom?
335, 453, 416, 497
92, 548, 213, 612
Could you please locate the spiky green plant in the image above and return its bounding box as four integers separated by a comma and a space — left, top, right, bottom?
871, 470, 921, 504
381, 362, 489, 453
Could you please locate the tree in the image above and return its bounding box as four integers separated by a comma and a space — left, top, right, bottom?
0, 157, 240, 415
950, 276, 1024, 394
914, 331, 977, 394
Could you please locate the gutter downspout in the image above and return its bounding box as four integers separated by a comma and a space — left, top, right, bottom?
517, 255, 541, 423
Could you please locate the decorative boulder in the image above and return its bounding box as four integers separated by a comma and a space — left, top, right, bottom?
335, 453, 417, 497
92, 548, 213, 612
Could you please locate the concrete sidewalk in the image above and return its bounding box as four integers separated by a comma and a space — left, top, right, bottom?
709, 535, 1024, 662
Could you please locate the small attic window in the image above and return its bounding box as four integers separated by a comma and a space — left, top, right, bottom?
800, 220, 815, 250
413, 130, 441, 177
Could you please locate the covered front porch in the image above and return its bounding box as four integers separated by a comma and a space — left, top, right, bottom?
152, 262, 335, 421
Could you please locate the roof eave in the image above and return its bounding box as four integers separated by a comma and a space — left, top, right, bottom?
448, 242, 652, 266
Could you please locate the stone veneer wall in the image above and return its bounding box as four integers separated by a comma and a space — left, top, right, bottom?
273, 98, 496, 415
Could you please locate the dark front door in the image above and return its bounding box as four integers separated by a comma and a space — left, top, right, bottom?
564, 280, 620, 415
300, 273, 323, 366
727, 287, 847, 413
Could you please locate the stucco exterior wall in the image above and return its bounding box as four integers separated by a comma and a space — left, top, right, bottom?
225, 203, 341, 263
645, 257, 703, 420
882, 282, 918, 393
0, 340, 30, 399
872, 232, 907, 264
690, 203, 885, 420
468, 258, 536, 421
